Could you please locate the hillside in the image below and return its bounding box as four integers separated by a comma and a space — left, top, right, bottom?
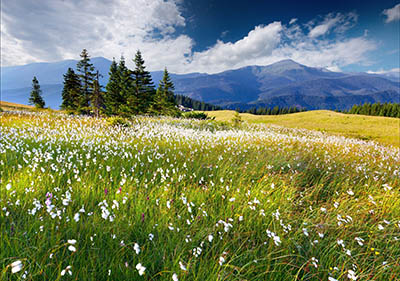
2, 58, 399, 110
1, 110, 399, 280
206, 110, 400, 147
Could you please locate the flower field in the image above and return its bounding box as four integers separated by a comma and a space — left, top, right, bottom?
1, 111, 399, 280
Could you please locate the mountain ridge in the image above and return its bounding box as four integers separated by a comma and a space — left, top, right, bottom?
1, 57, 399, 110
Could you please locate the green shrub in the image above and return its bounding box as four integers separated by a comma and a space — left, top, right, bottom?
106, 116, 130, 127
183, 112, 214, 120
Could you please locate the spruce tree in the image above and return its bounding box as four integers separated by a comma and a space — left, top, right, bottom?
76, 49, 95, 110
151, 67, 178, 116
117, 56, 134, 116
130, 50, 155, 114
29, 76, 45, 108
61, 68, 81, 110
104, 58, 122, 115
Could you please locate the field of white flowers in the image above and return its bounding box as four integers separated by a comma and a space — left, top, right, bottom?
1, 110, 399, 280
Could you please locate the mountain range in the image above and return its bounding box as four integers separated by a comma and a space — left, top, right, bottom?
1, 57, 399, 110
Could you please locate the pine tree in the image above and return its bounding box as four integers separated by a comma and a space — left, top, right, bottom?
29, 76, 45, 108
61, 68, 81, 110
130, 50, 155, 114
76, 49, 96, 110
104, 58, 122, 115
151, 68, 178, 116
117, 56, 134, 116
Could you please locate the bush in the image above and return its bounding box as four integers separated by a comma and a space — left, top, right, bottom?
183, 112, 214, 120
106, 116, 130, 127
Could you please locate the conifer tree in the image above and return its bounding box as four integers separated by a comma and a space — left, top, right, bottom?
76, 49, 95, 110
104, 58, 122, 115
117, 56, 134, 116
151, 68, 179, 116
130, 50, 155, 114
29, 76, 45, 108
61, 68, 81, 110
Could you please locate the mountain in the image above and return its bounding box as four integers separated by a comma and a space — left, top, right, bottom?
1, 58, 399, 110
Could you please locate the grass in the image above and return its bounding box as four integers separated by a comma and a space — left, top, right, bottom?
1, 110, 399, 280
0, 101, 34, 111
205, 110, 400, 147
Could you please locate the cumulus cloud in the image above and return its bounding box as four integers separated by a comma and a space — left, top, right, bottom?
383, 3, 400, 23
180, 13, 374, 73
185, 22, 282, 73
1, 2, 377, 74
1, 0, 191, 70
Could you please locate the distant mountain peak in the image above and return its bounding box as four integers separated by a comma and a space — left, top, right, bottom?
272, 59, 301, 66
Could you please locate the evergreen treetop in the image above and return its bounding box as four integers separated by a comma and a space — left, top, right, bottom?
130, 50, 155, 114
76, 49, 96, 109
61, 68, 81, 110
29, 76, 45, 108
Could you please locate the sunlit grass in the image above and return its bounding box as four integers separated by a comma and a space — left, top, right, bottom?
205, 110, 400, 147
1, 110, 399, 280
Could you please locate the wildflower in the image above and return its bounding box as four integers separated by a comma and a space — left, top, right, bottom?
311, 257, 318, 268
179, 261, 187, 271
136, 263, 146, 275
347, 269, 357, 280
219, 256, 225, 266
328, 277, 338, 281
11, 260, 23, 273
355, 237, 364, 246
172, 273, 178, 281
61, 265, 72, 276
134, 243, 140, 254
74, 213, 80, 222
208, 234, 213, 242
68, 245, 76, 252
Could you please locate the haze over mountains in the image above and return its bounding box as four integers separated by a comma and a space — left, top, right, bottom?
1, 57, 399, 110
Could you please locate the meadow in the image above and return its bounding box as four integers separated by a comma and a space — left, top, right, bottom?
206, 110, 400, 147
1, 110, 399, 280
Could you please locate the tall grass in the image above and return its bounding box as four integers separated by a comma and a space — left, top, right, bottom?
1, 110, 399, 280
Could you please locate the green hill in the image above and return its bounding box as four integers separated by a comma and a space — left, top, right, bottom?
206, 110, 400, 147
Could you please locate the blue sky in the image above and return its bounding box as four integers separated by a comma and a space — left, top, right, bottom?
1, 0, 399, 74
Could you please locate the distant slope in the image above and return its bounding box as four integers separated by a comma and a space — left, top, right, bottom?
1, 58, 399, 110
0, 101, 34, 110
206, 110, 400, 147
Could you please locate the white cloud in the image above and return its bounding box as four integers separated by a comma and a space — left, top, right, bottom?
308, 13, 358, 38
367, 68, 400, 78
179, 13, 375, 74
184, 22, 282, 73
383, 3, 400, 23
1, 3, 376, 74
1, 0, 190, 70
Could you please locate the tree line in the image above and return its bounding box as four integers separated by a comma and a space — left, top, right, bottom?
238, 106, 307, 115
338, 102, 400, 118
61, 49, 179, 117
175, 95, 222, 111
29, 49, 221, 116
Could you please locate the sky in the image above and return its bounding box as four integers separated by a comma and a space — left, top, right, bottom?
1, 0, 399, 74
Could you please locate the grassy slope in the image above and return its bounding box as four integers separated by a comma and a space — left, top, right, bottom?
206, 110, 400, 147
0, 101, 34, 110
1, 111, 399, 280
